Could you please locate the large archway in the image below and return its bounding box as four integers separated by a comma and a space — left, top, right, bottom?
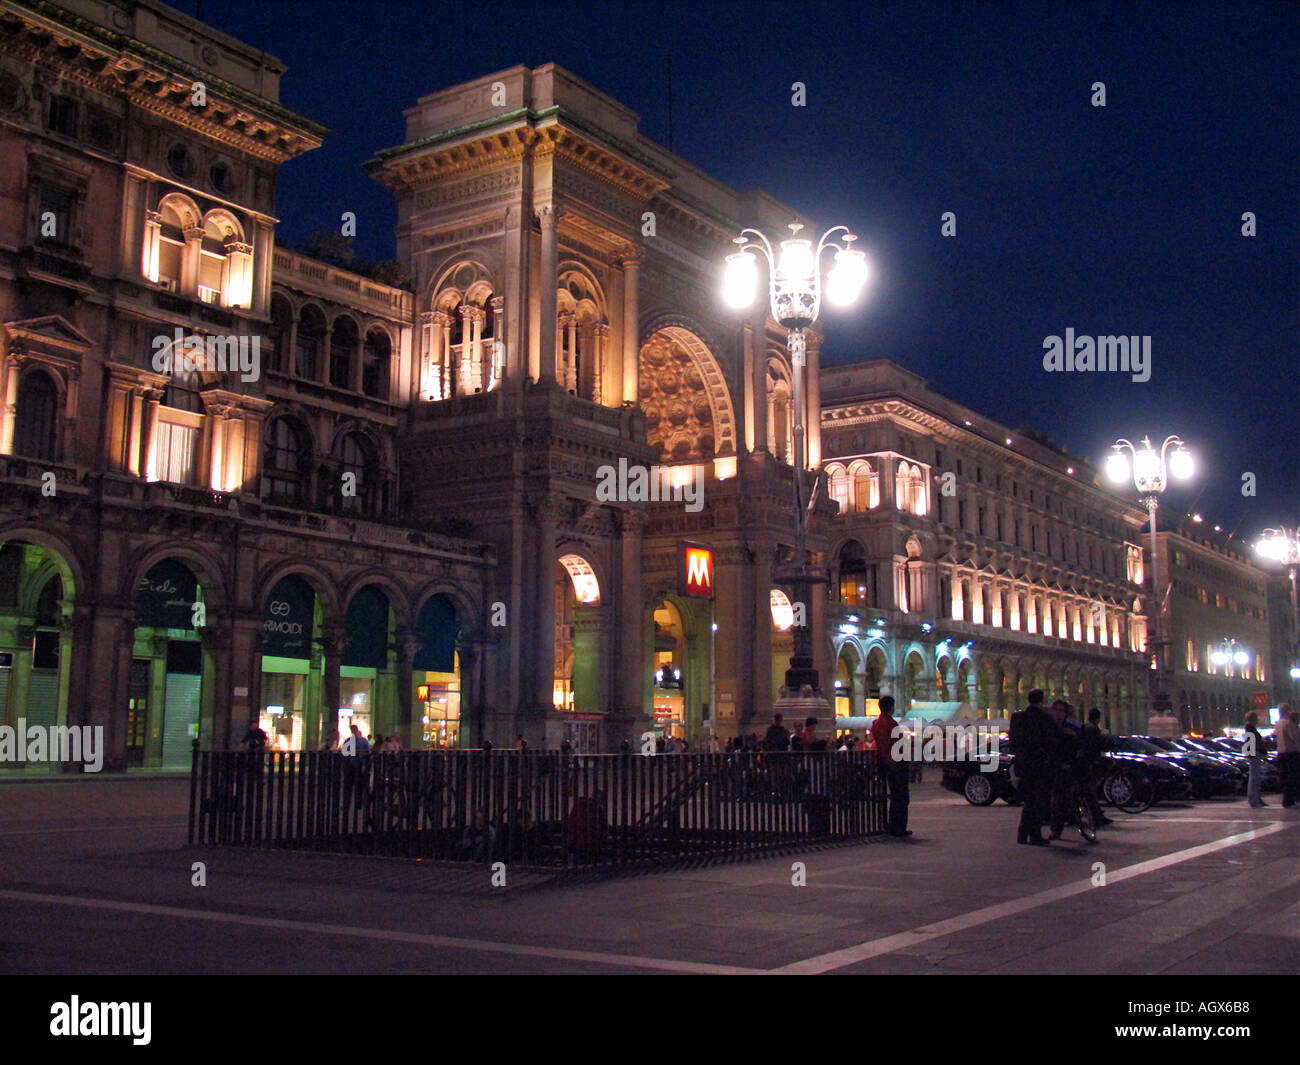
131, 557, 208, 768
638, 325, 737, 463
0, 539, 76, 771
413, 592, 461, 748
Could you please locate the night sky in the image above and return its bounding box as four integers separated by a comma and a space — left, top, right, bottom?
196, 0, 1298, 542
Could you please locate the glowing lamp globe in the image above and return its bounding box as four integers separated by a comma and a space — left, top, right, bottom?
1169, 447, 1194, 481
722, 250, 758, 309
776, 238, 814, 283
1106, 452, 1130, 484
826, 247, 868, 306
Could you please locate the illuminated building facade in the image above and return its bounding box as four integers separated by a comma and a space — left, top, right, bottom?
1, 2, 1289, 769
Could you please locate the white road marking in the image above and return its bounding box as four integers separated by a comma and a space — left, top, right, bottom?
773, 821, 1296, 974
0, 888, 764, 975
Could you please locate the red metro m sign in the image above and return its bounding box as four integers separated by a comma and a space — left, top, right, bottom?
679, 542, 714, 598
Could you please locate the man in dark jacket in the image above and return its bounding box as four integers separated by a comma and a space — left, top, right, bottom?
1009, 690, 1055, 845
764, 713, 791, 752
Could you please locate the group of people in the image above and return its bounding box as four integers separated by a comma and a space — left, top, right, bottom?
1009, 690, 1114, 845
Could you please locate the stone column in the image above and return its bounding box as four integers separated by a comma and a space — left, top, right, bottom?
138, 388, 162, 482
223, 616, 265, 750
251, 219, 274, 316
180, 225, 204, 298
537, 205, 559, 386
489, 297, 505, 390
592, 324, 608, 404
436, 312, 452, 399
319, 626, 344, 744
141, 210, 162, 283
620, 252, 640, 403
0, 356, 20, 455
222, 240, 254, 309
557, 310, 575, 392
394, 628, 420, 747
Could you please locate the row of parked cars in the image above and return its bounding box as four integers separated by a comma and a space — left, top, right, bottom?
941, 732, 1279, 807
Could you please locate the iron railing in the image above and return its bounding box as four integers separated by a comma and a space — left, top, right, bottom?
189, 746, 885, 869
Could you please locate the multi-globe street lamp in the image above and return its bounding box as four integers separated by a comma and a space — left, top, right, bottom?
1106, 434, 1194, 731
723, 222, 869, 712
1255, 526, 1300, 698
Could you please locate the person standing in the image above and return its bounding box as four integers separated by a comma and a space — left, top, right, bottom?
764, 713, 791, 752
1080, 707, 1114, 826
1009, 690, 1055, 845
1243, 711, 1268, 808
1276, 704, 1300, 808
870, 696, 911, 838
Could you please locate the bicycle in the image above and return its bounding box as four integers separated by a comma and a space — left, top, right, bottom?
1050, 772, 1097, 844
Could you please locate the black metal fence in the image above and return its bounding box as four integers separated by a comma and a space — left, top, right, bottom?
189, 746, 886, 869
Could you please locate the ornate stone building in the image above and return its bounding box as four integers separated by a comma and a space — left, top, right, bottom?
819, 361, 1154, 733
2, 1, 1289, 771
1151, 519, 1296, 733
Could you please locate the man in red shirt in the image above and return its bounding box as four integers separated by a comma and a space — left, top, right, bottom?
871, 696, 911, 837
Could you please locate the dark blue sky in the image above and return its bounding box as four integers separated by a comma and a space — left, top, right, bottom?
197, 0, 1298, 543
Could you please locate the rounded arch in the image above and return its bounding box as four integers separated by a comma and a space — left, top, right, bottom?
156, 191, 201, 230
557, 261, 607, 319
256, 560, 340, 627
557, 552, 601, 606
638, 321, 737, 460
338, 571, 412, 629
0, 530, 84, 604
427, 257, 499, 312
128, 541, 230, 615
412, 582, 479, 636
201, 207, 244, 243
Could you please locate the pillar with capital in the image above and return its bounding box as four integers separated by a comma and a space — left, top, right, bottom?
537, 204, 560, 386
318, 625, 345, 744
620, 249, 641, 403
394, 627, 421, 747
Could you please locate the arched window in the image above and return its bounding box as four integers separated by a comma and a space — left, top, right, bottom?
13, 371, 58, 460
262, 416, 309, 505
334, 432, 373, 515
269, 295, 293, 374
850, 461, 878, 511
295, 306, 325, 381
329, 316, 359, 391
838, 540, 871, 605
896, 462, 926, 514
826, 464, 849, 513
362, 329, 390, 399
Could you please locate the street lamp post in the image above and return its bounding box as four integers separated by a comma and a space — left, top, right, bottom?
723, 222, 869, 713
1255, 527, 1300, 701
1106, 434, 1194, 736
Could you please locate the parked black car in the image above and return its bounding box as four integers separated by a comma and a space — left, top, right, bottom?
1118, 736, 1240, 798
940, 741, 1020, 805
942, 736, 1191, 806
